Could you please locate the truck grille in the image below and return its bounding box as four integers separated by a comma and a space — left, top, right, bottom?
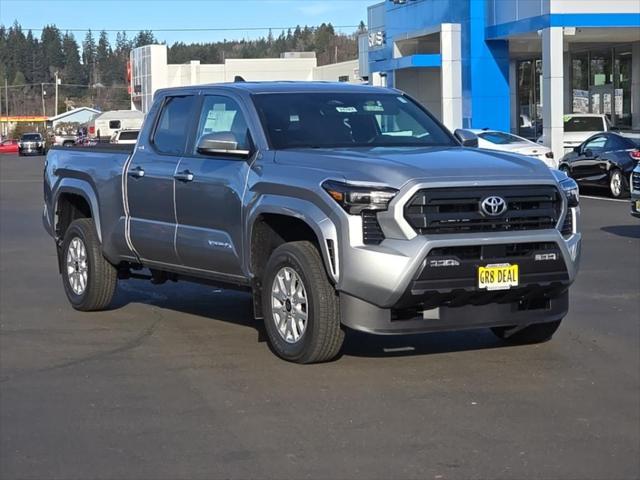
632, 171, 640, 193
404, 186, 562, 235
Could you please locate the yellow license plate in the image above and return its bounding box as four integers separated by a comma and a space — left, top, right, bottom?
478, 263, 519, 291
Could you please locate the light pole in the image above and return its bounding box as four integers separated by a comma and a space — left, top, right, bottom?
55, 71, 60, 117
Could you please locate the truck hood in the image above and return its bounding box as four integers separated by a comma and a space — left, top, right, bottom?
274, 146, 555, 188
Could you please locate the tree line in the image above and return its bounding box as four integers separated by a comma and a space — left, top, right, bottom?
0, 21, 364, 116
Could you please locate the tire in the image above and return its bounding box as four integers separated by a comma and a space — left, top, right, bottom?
491, 319, 562, 344
61, 218, 117, 311
559, 165, 570, 176
262, 241, 344, 363
609, 169, 627, 198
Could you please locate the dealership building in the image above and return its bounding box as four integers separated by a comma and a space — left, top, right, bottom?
129, 45, 361, 113
360, 0, 640, 158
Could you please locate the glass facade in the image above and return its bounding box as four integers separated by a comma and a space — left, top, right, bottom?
569, 44, 634, 128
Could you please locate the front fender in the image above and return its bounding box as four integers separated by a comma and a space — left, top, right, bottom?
52, 178, 102, 243
245, 195, 340, 283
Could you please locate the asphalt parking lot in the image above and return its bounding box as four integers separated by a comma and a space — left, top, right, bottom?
1, 153, 639, 480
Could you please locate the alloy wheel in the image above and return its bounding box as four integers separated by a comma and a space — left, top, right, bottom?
271, 267, 308, 344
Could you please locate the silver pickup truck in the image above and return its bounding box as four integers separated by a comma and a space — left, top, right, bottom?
43, 82, 581, 363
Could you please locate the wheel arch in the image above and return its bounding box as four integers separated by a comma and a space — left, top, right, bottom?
54, 179, 102, 244
246, 197, 340, 318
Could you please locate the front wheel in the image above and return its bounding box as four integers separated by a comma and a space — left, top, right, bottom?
491, 320, 562, 344
262, 241, 344, 363
609, 169, 627, 198
61, 218, 117, 311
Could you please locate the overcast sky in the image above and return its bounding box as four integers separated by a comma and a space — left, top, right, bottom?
1, 0, 371, 44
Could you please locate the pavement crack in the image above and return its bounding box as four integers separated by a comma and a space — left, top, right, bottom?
0, 310, 164, 384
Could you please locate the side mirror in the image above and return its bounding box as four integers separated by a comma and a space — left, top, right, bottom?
196, 132, 251, 159
454, 129, 479, 148
573, 146, 581, 153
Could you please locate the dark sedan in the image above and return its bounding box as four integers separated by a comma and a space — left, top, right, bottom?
560, 132, 640, 198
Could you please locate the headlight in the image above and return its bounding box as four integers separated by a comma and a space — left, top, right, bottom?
559, 176, 579, 208
322, 180, 398, 214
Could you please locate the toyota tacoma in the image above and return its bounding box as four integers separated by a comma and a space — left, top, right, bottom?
43, 82, 581, 363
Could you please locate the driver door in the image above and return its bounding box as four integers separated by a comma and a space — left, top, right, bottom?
572, 135, 606, 183
174, 94, 252, 277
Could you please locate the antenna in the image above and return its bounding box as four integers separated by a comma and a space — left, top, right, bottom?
234, 76, 246, 83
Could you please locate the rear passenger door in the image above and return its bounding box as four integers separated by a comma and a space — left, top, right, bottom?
127, 94, 198, 265
173, 94, 252, 277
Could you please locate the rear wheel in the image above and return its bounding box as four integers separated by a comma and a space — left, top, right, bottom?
491, 320, 562, 344
262, 241, 344, 363
559, 164, 570, 176
609, 169, 627, 198
61, 218, 117, 311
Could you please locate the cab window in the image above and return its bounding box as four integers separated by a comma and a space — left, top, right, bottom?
194, 95, 250, 153
153, 95, 197, 155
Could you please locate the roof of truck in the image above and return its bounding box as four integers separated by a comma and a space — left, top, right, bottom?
159, 81, 391, 95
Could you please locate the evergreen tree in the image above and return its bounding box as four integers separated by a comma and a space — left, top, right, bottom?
133, 30, 157, 48
82, 30, 97, 85
96, 30, 112, 85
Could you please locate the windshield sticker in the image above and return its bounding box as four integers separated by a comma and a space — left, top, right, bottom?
363, 104, 384, 112
397, 96, 408, 104
336, 106, 357, 113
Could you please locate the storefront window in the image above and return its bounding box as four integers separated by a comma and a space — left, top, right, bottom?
516, 59, 542, 139
569, 45, 633, 129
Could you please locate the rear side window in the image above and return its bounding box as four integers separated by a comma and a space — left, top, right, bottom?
478, 131, 524, 145
109, 120, 121, 129
153, 96, 197, 155
119, 131, 139, 141
564, 117, 604, 132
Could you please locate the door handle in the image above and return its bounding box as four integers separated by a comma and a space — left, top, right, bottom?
129, 166, 145, 178
174, 170, 194, 182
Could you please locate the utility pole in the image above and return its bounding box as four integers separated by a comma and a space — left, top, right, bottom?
41, 83, 46, 118
55, 71, 60, 117
4, 77, 7, 138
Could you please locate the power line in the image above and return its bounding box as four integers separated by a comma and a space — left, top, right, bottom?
4, 82, 128, 89
20, 25, 361, 33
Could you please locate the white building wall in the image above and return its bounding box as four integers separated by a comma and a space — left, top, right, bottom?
395, 68, 442, 120
550, 0, 640, 14
313, 60, 360, 82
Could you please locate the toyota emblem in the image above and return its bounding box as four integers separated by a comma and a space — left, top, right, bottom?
480, 196, 507, 216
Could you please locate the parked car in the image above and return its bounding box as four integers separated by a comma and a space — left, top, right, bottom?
110, 129, 139, 145
559, 132, 640, 198
537, 114, 613, 153
468, 129, 556, 168
43, 82, 581, 364
88, 110, 144, 142
630, 163, 640, 218
0, 139, 19, 154
18, 133, 46, 156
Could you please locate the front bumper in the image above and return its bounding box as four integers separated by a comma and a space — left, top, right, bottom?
334, 178, 581, 333
631, 195, 640, 218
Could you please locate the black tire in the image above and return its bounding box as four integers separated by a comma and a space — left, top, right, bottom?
609, 168, 627, 199
61, 218, 117, 311
491, 319, 562, 344
262, 241, 344, 363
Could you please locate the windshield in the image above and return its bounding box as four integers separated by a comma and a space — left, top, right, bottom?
478, 131, 526, 145
564, 116, 604, 133
21, 134, 42, 141
253, 92, 455, 149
